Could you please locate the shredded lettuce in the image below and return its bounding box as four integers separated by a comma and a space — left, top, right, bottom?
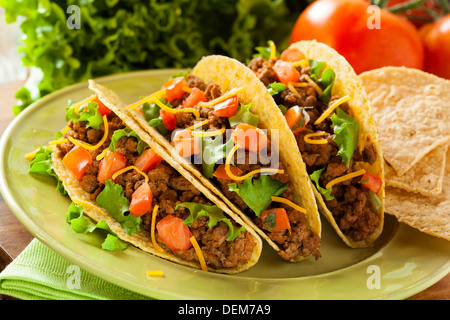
141, 100, 168, 135
28, 147, 67, 196
228, 175, 287, 217
177, 202, 245, 241
66, 202, 129, 251
65, 102, 103, 130
310, 168, 334, 201
201, 135, 234, 179
95, 179, 140, 235
308, 59, 336, 105
267, 82, 287, 96
109, 128, 149, 155
228, 103, 259, 128
331, 108, 359, 167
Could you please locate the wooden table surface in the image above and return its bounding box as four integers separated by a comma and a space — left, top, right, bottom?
0, 79, 448, 300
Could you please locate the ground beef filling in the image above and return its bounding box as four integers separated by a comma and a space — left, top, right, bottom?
55, 112, 255, 270
248, 56, 380, 242
167, 76, 321, 261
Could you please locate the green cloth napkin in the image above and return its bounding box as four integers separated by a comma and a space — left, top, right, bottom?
0, 239, 151, 300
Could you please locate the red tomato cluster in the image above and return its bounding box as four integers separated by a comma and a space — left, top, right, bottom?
289, 0, 450, 79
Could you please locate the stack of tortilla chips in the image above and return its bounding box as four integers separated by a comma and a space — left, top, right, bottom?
360, 67, 450, 241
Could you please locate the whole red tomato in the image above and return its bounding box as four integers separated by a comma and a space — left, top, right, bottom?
420, 14, 450, 79
290, 0, 424, 74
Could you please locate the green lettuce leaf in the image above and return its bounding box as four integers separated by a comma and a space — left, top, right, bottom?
65, 101, 103, 130
109, 128, 149, 155
177, 202, 245, 241
228, 175, 287, 217
331, 108, 359, 167
95, 179, 140, 235
66, 202, 129, 251
141, 100, 168, 135
310, 168, 334, 201
228, 103, 259, 128
267, 82, 286, 96
28, 147, 67, 196
308, 59, 336, 105
201, 135, 235, 178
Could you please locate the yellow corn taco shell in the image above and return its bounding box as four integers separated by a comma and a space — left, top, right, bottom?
258, 40, 385, 248
51, 80, 262, 274
126, 56, 322, 262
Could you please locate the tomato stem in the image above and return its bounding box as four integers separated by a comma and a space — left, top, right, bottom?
388, 0, 427, 13
441, 0, 450, 14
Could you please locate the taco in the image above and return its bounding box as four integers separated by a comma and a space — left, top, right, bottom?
246, 40, 385, 248
45, 80, 263, 274
125, 57, 322, 262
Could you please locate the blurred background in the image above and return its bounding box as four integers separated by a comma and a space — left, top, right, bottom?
0, 0, 448, 116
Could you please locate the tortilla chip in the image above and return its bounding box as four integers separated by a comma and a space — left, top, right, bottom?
359, 67, 450, 176
384, 140, 449, 196
385, 148, 450, 241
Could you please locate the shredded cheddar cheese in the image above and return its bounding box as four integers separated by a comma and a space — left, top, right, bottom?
24, 146, 53, 161
96, 148, 108, 161
146, 270, 164, 278
69, 115, 109, 151
190, 236, 208, 272
271, 196, 307, 214
69, 95, 97, 113
191, 124, 226, 137
224, 144, 284, 181
304, 132, 329, 145
291, 59, 309, 69
181, 85, 192, 93
61, 125, 71, 134
111, 166, 149, 183
153, 97, 200, 119
314, 95, 351, 125
325, 169, 366, 190
186, 119, 209, 131
304, 75, 323, 95
198, 87, 244, 108
48, 138, 68, 145
287, 82, 301, 98
151, 205, 164, 252
269, 40, 277, 61
127, 89, 166, 110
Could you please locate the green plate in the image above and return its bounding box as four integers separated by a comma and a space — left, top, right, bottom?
1, 70, 449, 300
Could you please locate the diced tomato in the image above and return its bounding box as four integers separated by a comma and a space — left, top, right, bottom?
92, 96, 111, 116
182, 87, 207, 108
129, 183, 153, 217
97, 150, 128, 184
285, 106, 310, 134
62, 146, 93, 180
172, 129, 200, 157
280, 47, 305, 62
156, 215, 193, 251
134, 149, 163, 172
360, 171, 382, 194
273, 59, 300, 85
213, 164, 243, 180
160, 109, 177, 130
231, 123, 268, 154
162, 77, 188, 102
260, 208, 291, 232
82, 96, 111, 117
212, 96, 238, 117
